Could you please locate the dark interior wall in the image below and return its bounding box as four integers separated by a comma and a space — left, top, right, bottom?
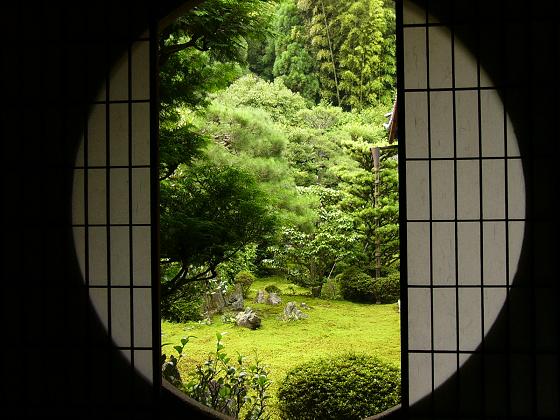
0, 1, 207, 418
0, 0, 557, 418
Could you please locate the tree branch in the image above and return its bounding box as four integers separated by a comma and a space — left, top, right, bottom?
162, 264, 219, 299
159, 35, 205, 66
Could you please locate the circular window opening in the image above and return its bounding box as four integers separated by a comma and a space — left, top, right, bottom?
70, 0, 526, 418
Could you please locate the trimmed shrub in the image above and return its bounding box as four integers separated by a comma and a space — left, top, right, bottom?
321, 278, 341, 300
277, 353, 400, 420
336, 267, 376, 303
264, 284, 281, 295
373, 272, 400, 303
234, 270, 256, 298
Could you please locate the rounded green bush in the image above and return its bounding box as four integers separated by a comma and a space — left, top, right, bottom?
277, 354, 400, 420
321, 278, 341, 300
373, 272, 400, 303
234, 270, 256, 298
336, 267, 376, 303
264, 284, 281, 295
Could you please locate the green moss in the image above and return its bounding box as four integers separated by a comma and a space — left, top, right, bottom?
161, 276, 400, 419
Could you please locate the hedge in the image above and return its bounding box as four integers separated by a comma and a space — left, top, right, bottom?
277, 353, 400, 420
336, 267, 376, 303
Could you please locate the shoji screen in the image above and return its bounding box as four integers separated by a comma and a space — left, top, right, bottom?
401, 0, 528, 416
71, 24, 156, 388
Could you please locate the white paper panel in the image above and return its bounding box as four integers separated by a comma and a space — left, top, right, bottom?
455, 91, 479, 158
111, 288, 131, 347
110, 168, 130, 224
132, 168, 151, 224
405, 92, 429, 158
409, 288, 432, 350
132, 102, 151, 166
134, 288, 153, 347
431, 160, 455, 220
409, 353, 432, 405
110, 226, 130, 286
433, 289, 457, 350
406, 161, 430, 220
89, 226, 107, 286
432, 222, 455, 285
132, 226, 152, 286
457, 222, 481, 285
483, 222, 507, 285
132, 41, 150, 101
430, 91, 454, 158
456, 160, 480, 220
458, 288, 482, 351
109, 103, 129, 166
428, 26, 452, 89
404, 27, 427, 89
407, 222, 431, 286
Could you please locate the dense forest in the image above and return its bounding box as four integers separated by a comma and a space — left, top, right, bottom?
158, 0, 398, 322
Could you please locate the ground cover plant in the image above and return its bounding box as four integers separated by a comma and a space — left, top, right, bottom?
162, 277, 400, 419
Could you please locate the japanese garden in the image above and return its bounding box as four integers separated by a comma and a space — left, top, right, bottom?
158, 1, 401, 418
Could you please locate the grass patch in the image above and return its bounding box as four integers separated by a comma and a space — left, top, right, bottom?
161, 276, 401, 419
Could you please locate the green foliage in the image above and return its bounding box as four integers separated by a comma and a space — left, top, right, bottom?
295, 0, 396, 109
270, 0, 320, 102
186, 332, 272, 419
217, 244, 258, 285
160, 161, 276, 300
204, 104, 287, 158
264, 284, 281, 295
271, 208, 360, 289
161, 293, 205, 323
337, 0, 396, 109
332, 117, 400, 275
373, 271, 400, 304
159, 0, 276, 66
161, 335, 196, 386
320, 277, 341, 300
235, 270, 257, 298
159, 0, 399, 325
212, 74, 309, 124
294, 104, 347, 130
158, 0, 280, 308
277, 353, 400, 419
202, 89, 319, 233
160, 263, 206, 322
336, 267, 376, 303
162, 282, 401, 419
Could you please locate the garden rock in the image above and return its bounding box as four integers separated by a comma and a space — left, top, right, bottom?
162, 355, 181, 386
230, 295, 244, 311
255, 290, 266, 304
226, 284, 244, 304
266, 292, 282, 305
235, 307, 261, 330
300, 302, 310, 310
207, 291, 226, 315
226, 283, 244, 311
283, 301, 308, 321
